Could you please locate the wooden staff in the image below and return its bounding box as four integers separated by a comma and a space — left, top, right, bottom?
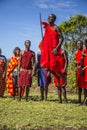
39, 13, 43, 42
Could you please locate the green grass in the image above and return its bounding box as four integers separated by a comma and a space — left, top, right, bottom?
0, 90, 87, 130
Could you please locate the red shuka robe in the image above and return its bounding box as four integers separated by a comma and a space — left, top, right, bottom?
54, 49, 67, 87
39, 22, 60, 73
18, 50, 34, 87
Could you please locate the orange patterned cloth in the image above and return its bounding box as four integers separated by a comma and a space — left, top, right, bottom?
6, 56, 24, 96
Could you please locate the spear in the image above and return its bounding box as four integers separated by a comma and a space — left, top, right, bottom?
39, 13, 43, 42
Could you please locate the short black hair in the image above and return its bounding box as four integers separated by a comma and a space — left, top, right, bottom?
77, 40, 83, 44
48, 13, 56, 21
13, 47, 21, 55
24, 40, 31, 45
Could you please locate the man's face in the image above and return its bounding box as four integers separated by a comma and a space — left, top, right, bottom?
77, 41, 83, 49
16, 49, 20, 56
48, 14, 55, 24
25, 41, 31, 49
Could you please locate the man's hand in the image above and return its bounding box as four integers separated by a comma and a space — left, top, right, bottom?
52, 48, 58, 55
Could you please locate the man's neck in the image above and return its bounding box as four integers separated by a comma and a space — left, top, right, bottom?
49, 22, 54, 26
25, 48, 29, 51
79, 48, 83, 50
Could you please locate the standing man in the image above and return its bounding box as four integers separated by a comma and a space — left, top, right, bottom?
36, 51, 51, 101
0, 48, 7, 97
39, 14, 65, 86
75, 40, 84, 104
18, 40, 36, 101
54, 47, 68, 103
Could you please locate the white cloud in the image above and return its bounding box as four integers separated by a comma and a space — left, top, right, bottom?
33, 0, 49, 8
36, 3, 48, 8
33, 0, 78, 10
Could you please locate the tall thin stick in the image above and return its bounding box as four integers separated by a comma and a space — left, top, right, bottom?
39, 13, 43, 41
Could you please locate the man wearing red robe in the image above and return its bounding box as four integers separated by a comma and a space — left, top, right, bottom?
75, 40, 84, 104
39, 14, 64, 85
54, 48, 68, 103
18, 40, 36, 101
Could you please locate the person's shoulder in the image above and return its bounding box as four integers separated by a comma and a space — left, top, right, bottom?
53, 24, 58, 30
8, 55, 15, 63
75, 50, 78, 55
0, 55, 7, 60
30, 49, 35, 53
30, 50, 35, 55
83, 48, 87, 51
54, 25, 60, 30
41, 22, 49, 28
75, 49, 83, 54
10, 55, 16, 60
21, 50, 25, 55
53, 25, 61, 34
83, 48, 87, 54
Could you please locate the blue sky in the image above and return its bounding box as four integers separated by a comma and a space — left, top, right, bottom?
0, 0, 87, 59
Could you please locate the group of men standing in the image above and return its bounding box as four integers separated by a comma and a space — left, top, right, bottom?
0, 13, 87, 105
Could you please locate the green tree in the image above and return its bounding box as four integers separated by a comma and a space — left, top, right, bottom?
59, 14, 87, 55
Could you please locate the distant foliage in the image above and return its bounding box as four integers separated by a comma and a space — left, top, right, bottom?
59, 14, 87, 55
